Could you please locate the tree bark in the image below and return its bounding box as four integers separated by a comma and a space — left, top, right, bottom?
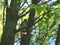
20, 0, 40, 45
0, 0, 20, 45
55, 24, 60, 45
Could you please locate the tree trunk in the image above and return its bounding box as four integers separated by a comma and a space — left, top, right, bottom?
20, 0, 40, 45
55, 24, 60, 45
0, 0, 20, 45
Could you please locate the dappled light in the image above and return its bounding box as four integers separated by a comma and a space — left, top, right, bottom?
0, 0, 60, 45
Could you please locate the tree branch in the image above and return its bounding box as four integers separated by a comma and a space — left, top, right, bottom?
33, 13, 46, 25
20, 0, 27, 8
18, 9, 30, 19
19, 4, 30, 15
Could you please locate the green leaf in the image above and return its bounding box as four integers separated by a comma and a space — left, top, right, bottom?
35, 6, 41, 15
30, 4, 36, 9
56, 17, 60, 24
57, 4, 60, 9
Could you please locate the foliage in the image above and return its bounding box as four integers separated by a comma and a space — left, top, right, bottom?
0, 0, 60, 45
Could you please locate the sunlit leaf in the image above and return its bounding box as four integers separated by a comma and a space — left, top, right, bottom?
56, 17, 60, 24
57, 4, 60, 9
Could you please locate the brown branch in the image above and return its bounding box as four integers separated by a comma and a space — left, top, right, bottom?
16, 12, 47, 33
33, 7, 52, 26
18, 10, 30, 19
15, 25, 57, 42
15, 38, 21, 42
33, 13, 46, 25
20, 0, 27, 8
35, 33, 56, 43
15, 27, 26, 33
19, 4, 31, 15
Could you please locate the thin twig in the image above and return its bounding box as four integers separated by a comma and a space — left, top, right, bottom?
18, 10, 30, 19
20, 0, 27, 8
